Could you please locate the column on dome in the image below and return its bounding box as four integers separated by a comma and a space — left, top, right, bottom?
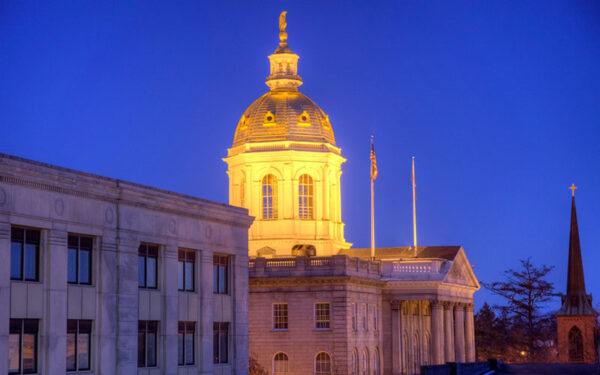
430, 300, 445, 365
443, 302, 455, 362
391, 300, 402, 375
465, 303, 476, 362
454, 304, 466, 363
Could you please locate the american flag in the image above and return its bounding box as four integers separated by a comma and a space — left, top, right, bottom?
370, 140, 378, 181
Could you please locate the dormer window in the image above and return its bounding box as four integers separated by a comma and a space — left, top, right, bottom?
238, 115, 247, 130
263, 111, 276, 127
298, 111, 310, 127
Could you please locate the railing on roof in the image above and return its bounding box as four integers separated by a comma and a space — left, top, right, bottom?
249, 255, 381, 279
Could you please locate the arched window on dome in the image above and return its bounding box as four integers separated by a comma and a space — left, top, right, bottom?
568, 326, 583, 362
273, 352, 289, 374
262, 174, 278, 219
315, 352, 331, 375
298, 174, 313, 219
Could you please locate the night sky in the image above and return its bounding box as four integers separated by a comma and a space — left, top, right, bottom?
2, 1, 599, 311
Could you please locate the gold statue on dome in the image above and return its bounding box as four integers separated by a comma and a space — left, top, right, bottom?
279, 11, 287, 43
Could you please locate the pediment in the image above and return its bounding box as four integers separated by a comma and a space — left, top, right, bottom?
443, 247, 480, 289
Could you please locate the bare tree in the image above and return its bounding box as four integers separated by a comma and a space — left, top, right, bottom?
483, 258, 555, 362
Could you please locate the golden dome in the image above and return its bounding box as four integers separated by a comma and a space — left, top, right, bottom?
232, 90, 336, 147
232, 12, 335, 148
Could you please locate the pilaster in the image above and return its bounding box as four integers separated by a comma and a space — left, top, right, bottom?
391, 300, 402, 375
116, 238, 139, 374
163, 244, 179, 375
0, 220, 10, 375
44, 228, 68, 374
443, 302, 455, 363
199, 251, 214, 375
454, 304, 466, 363
233, 253, 250, 374
430, 300, 444, 365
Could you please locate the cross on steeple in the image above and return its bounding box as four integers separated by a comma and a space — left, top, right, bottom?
569, 184, 577, 197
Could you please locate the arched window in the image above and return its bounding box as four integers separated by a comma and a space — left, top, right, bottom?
568, 326, 584, 362
424, 332, 431, 365
351, 349, 359, 375
262, 174, 278, 219
412, 333, 420, 374
273, 352, 289, 374
239, 176, 245, 207
362, 348, 369, 375
402, 332, 409, 375
298, 174, 313, 219
315, 352, 331, 375
373, 347, 380, 375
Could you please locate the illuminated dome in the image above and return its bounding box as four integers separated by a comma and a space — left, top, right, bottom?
233, 90, 335, 147
231, 11, 336, 148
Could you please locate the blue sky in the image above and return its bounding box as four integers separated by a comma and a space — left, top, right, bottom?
1, 1, 599, 311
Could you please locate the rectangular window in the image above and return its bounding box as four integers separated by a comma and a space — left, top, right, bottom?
178, 250, 195, 292
363, 304, 368, 331
138, 244, 158, 289
213, 255, 229, 294
315, 303, 330, 330
9, 319, 38, 374
352, 303, 357, 331
213, 322, 229, 364
68, 235, 93, 285
138, 321, 158, 368
11, 227, 40, 281
67, 320, 92, 372
178, 322, 195, 366
273, 303, 288, 330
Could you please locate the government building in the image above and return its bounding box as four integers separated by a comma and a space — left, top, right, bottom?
0, 154, 253, 374
224, 13, 480, 375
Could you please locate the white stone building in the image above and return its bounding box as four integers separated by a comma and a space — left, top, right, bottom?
0, 154, 253, 375
226, 13, 481, 375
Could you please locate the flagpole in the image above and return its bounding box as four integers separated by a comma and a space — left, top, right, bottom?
412, 156, 417, 257
370, 135, 375, 260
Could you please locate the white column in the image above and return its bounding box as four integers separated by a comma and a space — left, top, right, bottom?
443, 302, 455, 363
0, 219, 10, 375
199, 251, 214, 375
454, 304, 465, 363
96, 235, 118, 374
431, 301, 444, 365
116, 238, 139, 374
163, 244, 179, 375
44, 228, 68, 374
391, 301, 402, 375
465, 303, 476, 362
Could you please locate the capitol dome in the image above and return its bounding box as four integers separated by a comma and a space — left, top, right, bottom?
231, 12, 335, 148
232, 90, 336, 147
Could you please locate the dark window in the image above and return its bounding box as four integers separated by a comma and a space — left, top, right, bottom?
213, 322, 229, 364
10, 227, 40, 281
138, 244, 158, 289
9, 319, 38, 374
315, 303, 331, 329
273, 303, 288, 330
568, 326, 584, 362
138, 321, 158, 368
213, 255, 229, 294
178, 322, 195, 366
178, 250, 195, 292
68, 235, 93, 285
66, 320, 92, 372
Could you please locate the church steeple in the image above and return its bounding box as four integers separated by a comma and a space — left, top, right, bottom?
557, 185, 597, 316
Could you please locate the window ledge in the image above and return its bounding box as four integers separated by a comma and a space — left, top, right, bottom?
313, 328, 332, 332
271, 329, 289, 332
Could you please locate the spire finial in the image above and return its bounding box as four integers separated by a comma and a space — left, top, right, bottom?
279, 11, 288, 44
570, 183, 577, 197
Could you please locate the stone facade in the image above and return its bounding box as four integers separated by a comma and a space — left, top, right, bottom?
248, 249, 479, 375
0, 153, 253, 375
